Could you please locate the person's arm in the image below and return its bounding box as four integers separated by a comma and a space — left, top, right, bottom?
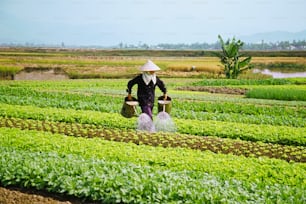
156, 77, 167, 100
126, 75, 139, 100
163, 92, 167, 100
127, 93, 132, 100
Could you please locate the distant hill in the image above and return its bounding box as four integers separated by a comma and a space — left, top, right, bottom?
239, 30, 306, 43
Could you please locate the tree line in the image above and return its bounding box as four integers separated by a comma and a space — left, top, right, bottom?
153, 40, 306, 51
1, 40, 305, 51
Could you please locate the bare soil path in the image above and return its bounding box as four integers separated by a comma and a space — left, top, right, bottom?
0, 186, 98, 204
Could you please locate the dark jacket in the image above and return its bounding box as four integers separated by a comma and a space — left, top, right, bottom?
127, 74, 166, 107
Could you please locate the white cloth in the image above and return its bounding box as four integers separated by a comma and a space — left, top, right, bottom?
142, 72, 157, 85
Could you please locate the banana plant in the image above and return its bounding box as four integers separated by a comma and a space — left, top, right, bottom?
216, 35, 252, 79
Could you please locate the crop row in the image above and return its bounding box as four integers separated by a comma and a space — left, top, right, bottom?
1, 103, 305, 146
173, 99, 305, 118
2, 84, 305, 116
246, 86, 306, 101
192, 78, 305, 86
1, 146, 304, 203
173, 100, 305, 127
167, 89, 306, 107
174, 110, 305, 127
0, 86, 305, 127
1, 117, 304, 162
0, 56, 144, 67
2, 78, 306, 106
1, 127, 305, 188
3, 78, 306, 104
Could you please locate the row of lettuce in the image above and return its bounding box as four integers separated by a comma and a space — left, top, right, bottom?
0, 103, 305, 146
0, 78, 305, 202
0, 85, 305, 128
1, 127, 305, 203
0, 79, 304, 146
1, 117, 304, 162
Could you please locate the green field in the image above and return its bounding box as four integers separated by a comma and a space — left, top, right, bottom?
0, 48, 305, 203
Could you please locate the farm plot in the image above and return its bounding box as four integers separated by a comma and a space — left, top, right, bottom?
0, 78, 305, 203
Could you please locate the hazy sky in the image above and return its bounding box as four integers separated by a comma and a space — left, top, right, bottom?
1, 0, 306, 46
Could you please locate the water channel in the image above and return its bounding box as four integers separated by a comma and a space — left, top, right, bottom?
253, 69, 306, 78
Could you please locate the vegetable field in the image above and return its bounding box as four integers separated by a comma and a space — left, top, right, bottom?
0, 75, 306, 201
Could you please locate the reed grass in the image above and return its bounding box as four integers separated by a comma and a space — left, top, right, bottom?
0, 66, 22, 79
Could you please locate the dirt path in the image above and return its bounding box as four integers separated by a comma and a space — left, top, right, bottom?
0, 186, 91, 204
176, 86, 248, 95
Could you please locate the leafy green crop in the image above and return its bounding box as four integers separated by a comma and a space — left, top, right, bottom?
0, 60, 306, 203
0, 103, 305, 146
1, 117, 304, 162
1, 146, 304, 203
1, 85, 305, 128
1, 127, 305, 188
246, 86, 306, 101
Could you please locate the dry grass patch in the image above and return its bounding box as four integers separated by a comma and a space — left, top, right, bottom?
252, 57, 306, 64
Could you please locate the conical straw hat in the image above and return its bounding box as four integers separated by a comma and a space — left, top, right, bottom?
139, 60, 161, 71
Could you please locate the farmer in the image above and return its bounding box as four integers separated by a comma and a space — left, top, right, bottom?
127, 60, 167, 120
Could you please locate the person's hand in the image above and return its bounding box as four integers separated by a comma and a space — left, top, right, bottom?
127, 94, 132, 101
163, 93, 167, 100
